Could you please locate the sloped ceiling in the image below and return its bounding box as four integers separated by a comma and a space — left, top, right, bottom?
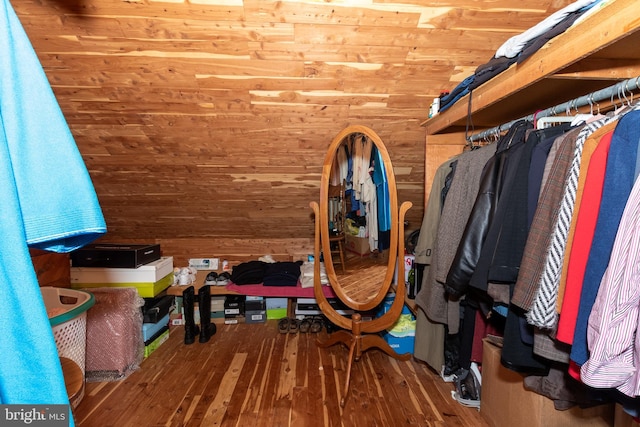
12, 0, 574, 260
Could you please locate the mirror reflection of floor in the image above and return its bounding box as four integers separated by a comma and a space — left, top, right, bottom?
337, 250, 391, 275
332, 250, 393, 304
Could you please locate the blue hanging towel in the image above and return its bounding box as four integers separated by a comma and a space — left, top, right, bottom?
0, 1, 106, 425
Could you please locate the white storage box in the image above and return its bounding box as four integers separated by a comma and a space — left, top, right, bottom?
70, 256, 173, 285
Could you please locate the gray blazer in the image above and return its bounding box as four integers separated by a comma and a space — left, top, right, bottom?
415, 144, 495, 333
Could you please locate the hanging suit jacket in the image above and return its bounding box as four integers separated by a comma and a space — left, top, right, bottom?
418, 144, 495, 334
511, 127, 583, 310
445, 120, 532, 298
484, 124, 573, 287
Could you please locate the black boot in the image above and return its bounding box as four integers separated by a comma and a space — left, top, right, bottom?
182, 286, 200, 345
198, 285, 217, 343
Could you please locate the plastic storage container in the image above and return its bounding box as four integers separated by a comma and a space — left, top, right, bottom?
41, 286, 95, 407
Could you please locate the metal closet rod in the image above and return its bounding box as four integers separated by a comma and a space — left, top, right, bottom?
467, 75, 640, 143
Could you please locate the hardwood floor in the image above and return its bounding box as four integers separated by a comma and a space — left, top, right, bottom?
73, 319, 489, 427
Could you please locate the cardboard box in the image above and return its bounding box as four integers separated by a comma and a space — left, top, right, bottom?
267, 307, 287, 320
381, 331, 414, 354
224, 315, 244, 325
211, 296, 226, 313
212, 314, 226, 325
614, 403, 640, 427
245, 299, 266, 312
142, 313, 170, 342
481, 340, 614, 427
295, 297, 354, 316
71, 256, 173, 285
144, 328, 169, 359
188, 257, 219, 270
265, 297, 289, 319
245, 310, 267, 324
265, 297, 288, 309
377, 293, 416, 355
73, 272, 173, 298
224, 295, 245, 310
170, 313, 183, 327
71, 243, 161, 268
345, 234, 370, 256
143, 294, 175, 323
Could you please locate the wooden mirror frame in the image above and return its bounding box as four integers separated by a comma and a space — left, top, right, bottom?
319, 125, 399, 312
310, 125, 412, 407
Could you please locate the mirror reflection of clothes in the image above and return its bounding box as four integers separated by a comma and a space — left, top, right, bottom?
362, 171, 378, 251
352, 134, 372, 202
335, 134, 392, 253
373, 146, 391, 251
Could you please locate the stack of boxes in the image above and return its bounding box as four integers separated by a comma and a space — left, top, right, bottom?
141, 295, 173, 358
295, 297, 355, 318
69, 249, 417, 341
211, 295, 226, 324
70, 243, 174, 359
245, 296, 266, 324
70, 244, 171, 298
224, 295, 245, 324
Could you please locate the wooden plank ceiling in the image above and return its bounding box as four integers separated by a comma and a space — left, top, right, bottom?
12, 0, 574, 264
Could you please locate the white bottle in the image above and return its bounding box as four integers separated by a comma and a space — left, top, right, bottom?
432, 97, 440, 116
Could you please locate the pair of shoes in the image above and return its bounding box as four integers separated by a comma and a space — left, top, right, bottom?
451, 390, 481, 409
452, 365, 481, 408
299, 317, 312, 333
205, 272, 218, 286
297, 316, 322, 333
216, 272, 231, 286
204, 271, 231, 286
182, 285, 217, 345
277, 318, 300, 334
440, 365, 456, 383
310, 316, 323, 333
278, 318, 289, 334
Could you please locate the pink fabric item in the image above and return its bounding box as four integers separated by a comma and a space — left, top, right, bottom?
226, 282, 337, 298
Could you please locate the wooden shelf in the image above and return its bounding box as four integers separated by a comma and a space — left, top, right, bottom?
165, 270, 240, 297
421, 0, 640, 135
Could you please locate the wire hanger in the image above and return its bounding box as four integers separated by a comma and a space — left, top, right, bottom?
536, 116, 574, 129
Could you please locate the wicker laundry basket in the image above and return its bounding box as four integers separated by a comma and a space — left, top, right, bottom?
42, 286, 95, 408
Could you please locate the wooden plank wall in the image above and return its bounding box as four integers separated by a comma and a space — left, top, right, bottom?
12, 0, 574, 266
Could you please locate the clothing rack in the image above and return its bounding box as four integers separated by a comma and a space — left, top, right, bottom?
467, 76, 640, 143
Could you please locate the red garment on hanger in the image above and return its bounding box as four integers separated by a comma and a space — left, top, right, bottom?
556, 131, 613, 344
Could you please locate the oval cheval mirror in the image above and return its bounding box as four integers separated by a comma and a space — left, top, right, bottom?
309, 125, 412, 407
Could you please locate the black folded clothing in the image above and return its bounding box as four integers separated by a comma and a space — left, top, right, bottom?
230, 260, 268, 285
262, 261, 303, 287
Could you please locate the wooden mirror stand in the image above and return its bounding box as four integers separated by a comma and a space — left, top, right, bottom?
309, 124, 412, 407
